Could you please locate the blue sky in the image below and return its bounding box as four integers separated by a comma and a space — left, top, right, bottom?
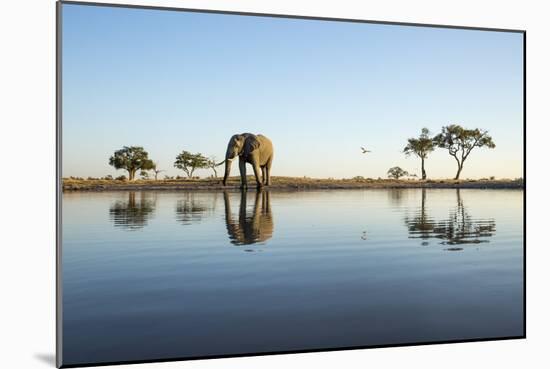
62, 4, 523, 179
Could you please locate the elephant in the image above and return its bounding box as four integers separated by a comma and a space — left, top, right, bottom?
223, 190, 274, 246
221, 133, 273, 189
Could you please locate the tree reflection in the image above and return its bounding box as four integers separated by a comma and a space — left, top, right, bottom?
388, 188, 405, 206
403, 189, 435, 245
109, 192, 156, 230
404, 189, 496, 250
175, 193, 214, 225
224, 190, 274, 247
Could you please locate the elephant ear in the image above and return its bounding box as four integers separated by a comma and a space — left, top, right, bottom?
243, 135, 260, 156
229, 134, 243, 146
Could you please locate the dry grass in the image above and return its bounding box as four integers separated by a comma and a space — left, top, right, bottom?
62, 176, 524, 191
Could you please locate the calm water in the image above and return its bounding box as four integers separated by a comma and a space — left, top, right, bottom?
62, 189, 524, 366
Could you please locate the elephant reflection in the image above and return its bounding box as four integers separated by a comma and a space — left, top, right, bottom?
109, 192, 156, 230
404, 189, 496, 249
223, 190, 274, 246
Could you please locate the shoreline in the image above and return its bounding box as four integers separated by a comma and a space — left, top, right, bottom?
62, 177, 524, 192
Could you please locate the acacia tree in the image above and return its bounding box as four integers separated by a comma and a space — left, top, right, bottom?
433, 125, 495, 180
206, 156, 220, 178
150, 162, 164, 180
109, 146, 154, 181
387, 166, 409, 180
403, 128, 434, 180
174, 151, 209, 178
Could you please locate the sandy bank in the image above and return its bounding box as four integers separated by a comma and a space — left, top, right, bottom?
62, 177, 524, 191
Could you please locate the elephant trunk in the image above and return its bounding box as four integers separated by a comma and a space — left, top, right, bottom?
222, 158, 233, 186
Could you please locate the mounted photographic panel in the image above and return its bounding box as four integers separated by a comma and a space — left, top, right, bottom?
57, 1, 525, 367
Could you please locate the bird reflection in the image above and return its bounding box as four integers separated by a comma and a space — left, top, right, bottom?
224, 190, 274, 247
404, 189, 496, 250
175, 193, 213, 225
109, 192, 156, 230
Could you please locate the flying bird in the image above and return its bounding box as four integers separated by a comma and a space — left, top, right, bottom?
360, 147, 372, 154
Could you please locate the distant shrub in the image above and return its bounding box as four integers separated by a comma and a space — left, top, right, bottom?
164, 175, 174, 180
115, 175, 127, 181
103, 175, 113, 180
352, 176, 365, 181
490, 176, 495, 180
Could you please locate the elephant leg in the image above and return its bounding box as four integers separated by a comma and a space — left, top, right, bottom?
239, 157, 247, 189
265, 157, 272, 186
252, 162, 263, 188
262, 165, 267, 185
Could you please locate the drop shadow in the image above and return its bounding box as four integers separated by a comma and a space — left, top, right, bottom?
34, 353, 56, 366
